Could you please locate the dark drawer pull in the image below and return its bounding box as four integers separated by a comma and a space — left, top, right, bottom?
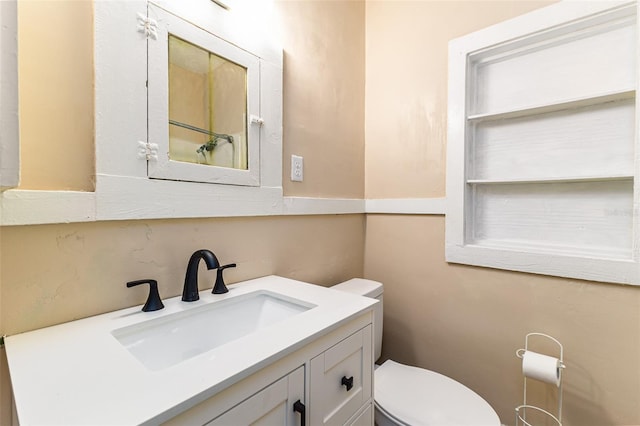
293, 399, 306, 426
341, 375, 354, 391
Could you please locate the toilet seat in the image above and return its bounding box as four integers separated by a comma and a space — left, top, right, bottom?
374, 360, 500, 426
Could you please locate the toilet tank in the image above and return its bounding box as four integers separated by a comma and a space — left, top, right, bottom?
331, 278, 383, 361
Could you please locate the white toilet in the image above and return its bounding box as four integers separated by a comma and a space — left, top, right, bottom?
332, 278, 500, 426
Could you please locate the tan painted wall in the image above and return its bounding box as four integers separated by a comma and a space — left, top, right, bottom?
0, 1, 366, 424
365, 215, 640, 426
365, 0, 555, 198
279, 0, 365, 198
364, 1, 640, 425
18, 0, 94, 191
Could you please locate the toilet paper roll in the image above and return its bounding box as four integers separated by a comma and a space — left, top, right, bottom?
522, 350, 562, 386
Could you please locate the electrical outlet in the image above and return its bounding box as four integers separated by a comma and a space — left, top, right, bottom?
291, 155, 303, 182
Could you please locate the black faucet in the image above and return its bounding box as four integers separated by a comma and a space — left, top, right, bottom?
182, 249, 219, 302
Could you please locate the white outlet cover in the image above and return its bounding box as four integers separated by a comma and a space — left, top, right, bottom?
291, 155, 303, 182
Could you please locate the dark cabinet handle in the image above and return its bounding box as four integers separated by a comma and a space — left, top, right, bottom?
293, 399, 305, 426
341, 375, 354, 391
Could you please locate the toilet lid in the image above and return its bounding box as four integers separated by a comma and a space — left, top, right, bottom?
374, 360, 500, 426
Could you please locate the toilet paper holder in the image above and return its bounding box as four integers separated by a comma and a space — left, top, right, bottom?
515, 332, 566, 426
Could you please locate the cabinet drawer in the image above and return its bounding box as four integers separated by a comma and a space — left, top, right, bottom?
310, 325, 373, 426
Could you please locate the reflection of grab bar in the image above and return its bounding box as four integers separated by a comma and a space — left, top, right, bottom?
169, 120, 234, 144
195, 136, 234, 157
168, 119, 235, 162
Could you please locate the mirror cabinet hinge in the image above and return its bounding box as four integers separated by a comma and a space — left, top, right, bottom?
136, 13, 158, 40
138, 141, 159, 161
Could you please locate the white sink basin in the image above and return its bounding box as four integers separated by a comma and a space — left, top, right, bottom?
112, 291, 314, 371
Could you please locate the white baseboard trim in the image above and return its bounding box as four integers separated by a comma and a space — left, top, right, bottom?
366, 198, 446, 215
283, 197, 365, 215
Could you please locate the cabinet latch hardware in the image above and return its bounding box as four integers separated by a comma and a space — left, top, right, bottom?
250, 115, 264, 126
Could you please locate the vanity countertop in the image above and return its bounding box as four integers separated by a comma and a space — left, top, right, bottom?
5, 275, 376, 425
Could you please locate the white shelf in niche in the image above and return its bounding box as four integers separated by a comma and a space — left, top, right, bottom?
469, 9, 636, 115
467, 180, 634, 261
467, 97, 636, 182
466, 175, 633, 185
466, 89, 635, 122
466, 240, 633, 262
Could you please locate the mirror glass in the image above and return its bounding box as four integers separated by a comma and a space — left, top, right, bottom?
168, 35, 248, 170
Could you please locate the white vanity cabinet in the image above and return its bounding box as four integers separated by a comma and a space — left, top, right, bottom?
207, 366, 305, 426
164, 319, 374, 426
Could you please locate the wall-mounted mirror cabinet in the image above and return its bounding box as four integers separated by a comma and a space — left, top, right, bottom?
92, 0, 283, 220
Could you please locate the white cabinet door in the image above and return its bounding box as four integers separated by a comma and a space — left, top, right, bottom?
207, 366, 305, 426
309, 325, 373, 426
347, 404, 373, 426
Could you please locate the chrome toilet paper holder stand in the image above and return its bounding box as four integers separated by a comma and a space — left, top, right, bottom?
515, 332, 566, 426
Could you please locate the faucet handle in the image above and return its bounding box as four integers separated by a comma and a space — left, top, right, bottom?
212, 264, 236, 294
127, 279, 164, 312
